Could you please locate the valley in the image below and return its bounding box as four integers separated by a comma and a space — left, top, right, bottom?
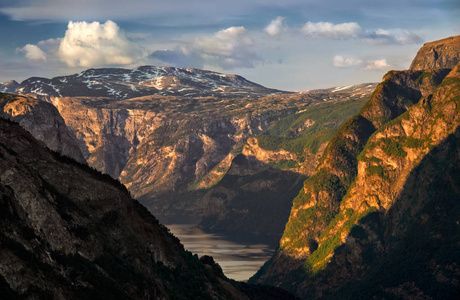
0, 69, 376, 248
0, 34, 459, 299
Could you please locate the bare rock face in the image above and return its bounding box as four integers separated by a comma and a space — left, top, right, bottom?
0, 93, 85, 163
0, 117, 297, 300
252, 36, 460, 299
409, 35, 460, 71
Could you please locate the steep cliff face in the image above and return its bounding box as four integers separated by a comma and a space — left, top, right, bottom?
410, 35, 460, 71
119, 110, 289, 203
49, 96, 161, 178
0, 117, 296, 299
196, 95, 371, 245
0, 93, 85, 163
252, 36, 460, 299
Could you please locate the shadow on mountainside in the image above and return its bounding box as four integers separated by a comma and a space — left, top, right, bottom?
293, 125, 460, 299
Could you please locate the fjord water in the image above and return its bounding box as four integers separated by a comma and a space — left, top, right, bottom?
167, 223, 274, 281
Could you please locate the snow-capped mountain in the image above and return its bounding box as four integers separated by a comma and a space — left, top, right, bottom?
1, 66, 288, 99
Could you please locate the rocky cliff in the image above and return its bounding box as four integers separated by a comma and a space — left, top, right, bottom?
0, 93, 85, 163
0, 117, 296, 299
1, 66, 375, 220
410, 35, 460, 71
196, 94, 371, 246
251, 35, 460, 299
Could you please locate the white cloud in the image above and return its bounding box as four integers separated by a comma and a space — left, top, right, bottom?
363, 59, 391, 71
150, 26, 262, 69
333, 55, 362, 68
363, 28, 423, 45
264, 16, 287, 37
333, 56, 392, 71
18, 44, 47, 62
299, 21, 422, 45
301, 21, 362, 39
58, 20, 142, 67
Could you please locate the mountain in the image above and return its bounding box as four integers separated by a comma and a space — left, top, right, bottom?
0, 93, 85, 163
251, 35, 460, 299
410, 35, 460, 71
0, 80, 19, 93
4, 66, 288, 99
0, 116, 297, 299
196, 95, 371, 246
0, 66, 376, 224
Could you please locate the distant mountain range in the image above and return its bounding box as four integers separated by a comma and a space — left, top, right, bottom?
0, 66, 289, 99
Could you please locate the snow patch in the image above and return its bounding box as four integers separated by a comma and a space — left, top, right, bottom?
332, 85, 353, 92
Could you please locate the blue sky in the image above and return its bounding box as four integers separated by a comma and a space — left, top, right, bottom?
0, 0, 459, 91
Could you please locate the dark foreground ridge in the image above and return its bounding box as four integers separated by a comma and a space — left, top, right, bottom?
0, 117, 296, 299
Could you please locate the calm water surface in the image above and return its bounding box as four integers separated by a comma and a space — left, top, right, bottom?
166, 224, 274, 282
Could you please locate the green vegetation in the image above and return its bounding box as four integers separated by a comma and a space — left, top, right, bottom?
358, 83, 383, 115
321, 115, 375, 161
405, 136, 430, 148
256, 97, 369, 157
230, 143, 246, 154
439, 76, 460, 88
267, 159, 299, 170
304, 206, 377, 273
282, 205, 335, 250
291, 189, 311, 207
380, 138, 407, 157
304, 233, 341, 272
360, 156, 381, 163
304, 168, 345, 195
366, 165, 388, 179
415, 71, 433, 84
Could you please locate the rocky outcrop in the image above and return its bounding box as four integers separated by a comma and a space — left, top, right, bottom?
0, 93, 85, 162
410, 35, 460, 71
243, 137, 301, 170
0, 117, 297, 299
252, 36, 460, 299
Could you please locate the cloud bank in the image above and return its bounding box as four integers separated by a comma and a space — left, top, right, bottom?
262, 17, 422, 45
302, 22, 362, 39
363, 59, 391, 71
362, 28, 423, 45
333, 55, 362, 68
151, 26, 262, 69
333, 55, 391, 71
